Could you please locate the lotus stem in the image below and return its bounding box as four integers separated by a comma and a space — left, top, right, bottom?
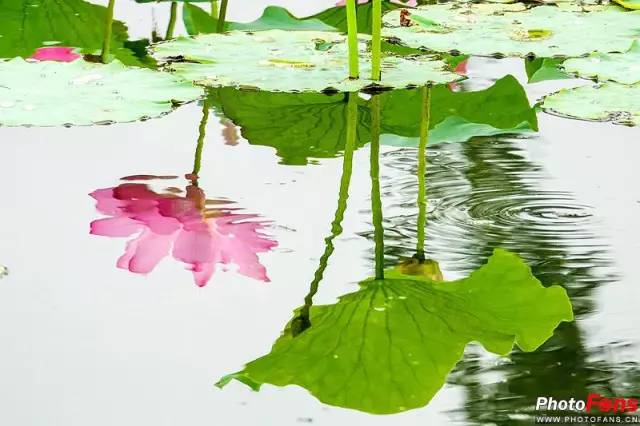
416, 86, 431, 260
192, 98, 211, 178
292, 92, 358, 336
211, 0, 218, 17
217, 0, 229, 33
165, 2, 178, 40
346, 0, 360, 79
371, 0, 382, 81
370, 94, 384, 280
100, 0, 116, 63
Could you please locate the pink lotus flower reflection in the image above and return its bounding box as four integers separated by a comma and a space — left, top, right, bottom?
90, 183, 277, 286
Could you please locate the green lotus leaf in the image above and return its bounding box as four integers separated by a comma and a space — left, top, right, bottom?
562, 40, 640, 85
309, 1, 401, 34
208, 75, 537, 164
0, 0, 153, 67
525, 57, 570, 83
379, 74, 539, 145
382, 3, 640, 58
182, 4, 335, 35
151, 30, 461, 93
0, 58, 201, 127
613, 0, 640, 9
217, 249, 574, 414
541, 83, 640, 126
207, 89, 370, 165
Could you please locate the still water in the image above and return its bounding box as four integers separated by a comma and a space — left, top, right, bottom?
0, 1, 639, 425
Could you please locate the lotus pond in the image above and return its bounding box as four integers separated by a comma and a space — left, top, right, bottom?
0, 0, 639, 424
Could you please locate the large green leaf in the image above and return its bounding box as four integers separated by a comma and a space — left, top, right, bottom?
309, 1, 402, 34
562, 40, 640, 85
525, 58, 570, 83
151, 30, 461, 93
209, 75, 537, 164
379, 74, 539, 145
0, 0, 152, 66
0, 58, 201, 126
182, 4, 335, 35
217, 249, 573, 414
382, 3, 640, 58
541, 83, 640, 126
208, 89, 371, 165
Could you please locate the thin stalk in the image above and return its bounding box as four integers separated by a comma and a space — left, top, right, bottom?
292, 93, 358, 336
370, 95, 384, 280
217, 0, 229, 33
345, 0, 360, 79
416, 86, 431, 260
371, 0, 382, 81
165, 2, 178, 40
192, 98, 211, 178
101, 0, 116, 63
211, 0, 218, 17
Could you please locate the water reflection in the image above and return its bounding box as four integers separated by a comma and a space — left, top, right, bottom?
89, 100, 277, 286
216, 90, 572, 415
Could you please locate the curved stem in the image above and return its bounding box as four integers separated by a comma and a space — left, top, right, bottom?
370, 94, 384, 280
416, 86, 431, 260
292, 93, 358, 336
101, 0, 116, 63
217, 0, 229, 33
192, 98, 211, 180
371, 0, 382, 81
346, 0, 360, 79
165, 2, 178, 40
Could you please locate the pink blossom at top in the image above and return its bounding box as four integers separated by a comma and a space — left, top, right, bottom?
89, 183, 277, 287
335, 0, 417, 6
30, 47, 81, 62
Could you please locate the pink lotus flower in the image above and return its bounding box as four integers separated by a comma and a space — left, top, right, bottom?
90, 182, 277, 286
335, 0, 417, 6
30, 47, 81, 62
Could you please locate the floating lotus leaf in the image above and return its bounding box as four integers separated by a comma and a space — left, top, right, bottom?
562, 41, 640, 85
182, 4, 335, 35
0, 58, 201, 127
541, 83, 640, 126
0, 0, 153, 66
383, 3, 640, 58
151, 30, 461, 93
217, 249, 573, 414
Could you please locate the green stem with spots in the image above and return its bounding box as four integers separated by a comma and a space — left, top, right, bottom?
292, 92, 358, 337
192, 98, 211, 178
371, 0, 382, 81
416, 86, 431, 260
101, 0, 116, 63
217, 0, 229, 33
211, 0, 218, 17
165, 2, 178, 40
346, 0, 360, 79
371, 94, 384, 280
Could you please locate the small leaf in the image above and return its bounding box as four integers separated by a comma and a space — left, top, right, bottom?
525, 57, 570, 83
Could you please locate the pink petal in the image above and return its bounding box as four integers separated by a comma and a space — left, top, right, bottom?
31, 47, 81, 62
191, 262, 215, 287
90, 217, 143, 237
117, 229, 176, 274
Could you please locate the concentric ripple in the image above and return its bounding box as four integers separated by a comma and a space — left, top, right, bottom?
361, 136, 613, 314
